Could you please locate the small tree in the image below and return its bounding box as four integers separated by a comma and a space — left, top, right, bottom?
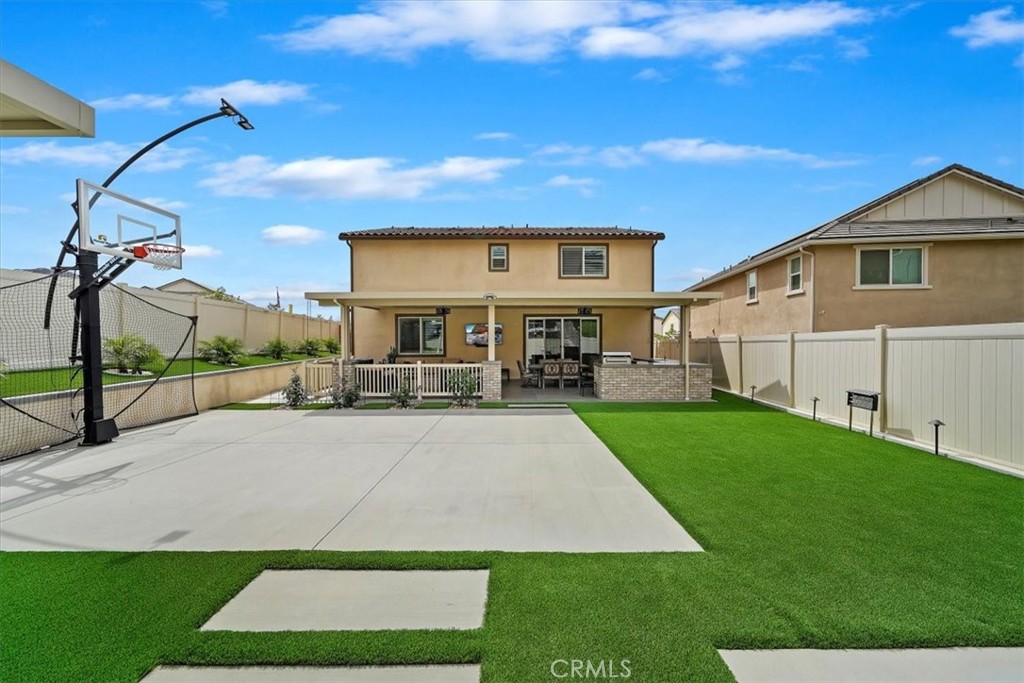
448, 369, 478, 408
384, 346, 399, 364
198, 335, 246, 365
262, 337, 289, 360
388, 377, 415, 409
282, 370, 309, 407
103, 334, 163, 374
296, 338, 322, 356
202, 286, 241, 303
322, 338, 341, 354
329, 379, 361, 408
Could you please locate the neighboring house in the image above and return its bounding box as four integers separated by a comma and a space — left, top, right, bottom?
155, 278, 215, 296
655, 308, 681, 338
306, 227, 719, 375
687, 164, 1024, 337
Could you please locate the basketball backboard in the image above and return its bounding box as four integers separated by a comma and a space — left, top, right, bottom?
76, 179, 182, 270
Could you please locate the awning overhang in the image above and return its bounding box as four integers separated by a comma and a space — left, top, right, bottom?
305, 290, 723, 309
0, 60, 95, 137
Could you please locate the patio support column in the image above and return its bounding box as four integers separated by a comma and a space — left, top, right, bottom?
338, 303, 349, 360
683, 304, 691, 401
487, 303, 496, 362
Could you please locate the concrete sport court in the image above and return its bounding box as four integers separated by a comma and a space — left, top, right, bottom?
0, 408, 701, 553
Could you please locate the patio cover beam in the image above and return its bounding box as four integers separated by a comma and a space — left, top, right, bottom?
305, 291, 722, 309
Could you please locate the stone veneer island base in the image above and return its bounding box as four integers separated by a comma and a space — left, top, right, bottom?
593, 362, 712, 401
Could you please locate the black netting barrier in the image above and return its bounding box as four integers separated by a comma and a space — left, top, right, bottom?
0, 272, 197, 461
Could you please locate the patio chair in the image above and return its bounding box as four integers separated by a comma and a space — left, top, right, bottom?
560, 360, 580, 390
579, 363, 594, 396
517, 359, 538, 387
542, 359, 562, 389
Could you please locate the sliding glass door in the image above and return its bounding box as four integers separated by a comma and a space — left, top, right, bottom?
525, 316, 600, 364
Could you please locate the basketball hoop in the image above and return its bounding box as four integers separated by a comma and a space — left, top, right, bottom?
133, 243, 185, 270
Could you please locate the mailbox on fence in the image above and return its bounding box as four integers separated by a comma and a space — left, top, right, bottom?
846, 389, 880, 435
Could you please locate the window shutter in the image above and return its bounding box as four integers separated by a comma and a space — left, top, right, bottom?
583, 247, 607, 276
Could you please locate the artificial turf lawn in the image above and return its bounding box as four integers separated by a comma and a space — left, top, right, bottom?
2, 392, 1021, 682
0, 353, 326, 399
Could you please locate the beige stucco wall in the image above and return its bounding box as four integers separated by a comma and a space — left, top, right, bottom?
352, 306, 651, 374
813, 239, 1024, 331
351, 238, 655, 292
689, 255, 811, 337
690, 238, 1024, 335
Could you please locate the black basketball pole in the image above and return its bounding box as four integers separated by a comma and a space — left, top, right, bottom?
72, 100, 253, 445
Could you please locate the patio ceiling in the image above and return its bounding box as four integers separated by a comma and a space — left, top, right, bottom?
0, 60, 95, 137
304, 290, 723, 310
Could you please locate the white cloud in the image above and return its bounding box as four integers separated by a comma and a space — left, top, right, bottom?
261, 225, 328, 246
597, 145, 645, 168
533, 142, 595, 166
202, 154, 522, 200
239, 282, 342, 302
546, 174, 599, 197
711, 54, 745, 72
181, 244, 222, 258
202, 1, 228, 18
640, 137, 861, 168
91, 93, 175, 111
633, 67, 668, 82
0, 205, 28, 215
271, 1, 872, 63
475, 131, 514, 140
1, 141, 199, 172
139, 197, 189, 210
837, 37, 869, 60
911, 155, 942, 167
950, 6, 1024, 48
180, 79, 312, 107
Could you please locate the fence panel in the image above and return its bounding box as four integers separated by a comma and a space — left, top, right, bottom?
793, 329, 877, 428
305, 361, 336, 396
351, 363, 483, 398
702, 335, 741, 391
886, 324, 1023, 469
743, 335, 790, 406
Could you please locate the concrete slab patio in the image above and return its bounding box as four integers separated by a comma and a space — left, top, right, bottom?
140, 665, 481, 682
0, 410, 701, 552
201, 570, 489, 631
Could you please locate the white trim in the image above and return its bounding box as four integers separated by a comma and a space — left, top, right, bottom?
559, 244, 608, 278
786, 253, 803, 294
786, 289, 805, 297
855, 244, 929, 288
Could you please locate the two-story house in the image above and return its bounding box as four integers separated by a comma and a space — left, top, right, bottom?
306, 226, 720, 393
686, 164, 1024, 337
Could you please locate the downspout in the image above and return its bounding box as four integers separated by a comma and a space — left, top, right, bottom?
650, 240, 657, 358
799, 246, 815, 332
346, 240, 355, 356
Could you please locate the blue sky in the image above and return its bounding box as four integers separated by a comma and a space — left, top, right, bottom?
1, 1, 1021, 317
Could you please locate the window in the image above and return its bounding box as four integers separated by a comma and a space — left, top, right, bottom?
525, 316, 600, 363
560, 245, 607, 278
396, 316, 444, 355
746, 271, 758, 303
788, 255, 803, 293
857, 247, 925, 287
489, 244, 508, 271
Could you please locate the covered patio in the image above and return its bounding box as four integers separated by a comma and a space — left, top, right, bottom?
305, 290, 722, 401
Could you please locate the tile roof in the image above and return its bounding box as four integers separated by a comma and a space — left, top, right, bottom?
338, 226, 665, 240
686, 163, 1024, 290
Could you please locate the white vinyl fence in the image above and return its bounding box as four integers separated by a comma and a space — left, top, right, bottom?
351, 363, 484, 398
694, 323, 1024, 471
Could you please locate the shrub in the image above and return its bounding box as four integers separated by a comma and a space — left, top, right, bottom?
329, 380, 361, 408
262, 337, 289, 360
322, 338, 341, 354
384, 346, 399, 364
103, 334, 164, 374
198, 335, 246, 365
388, 377, 415, 409
282, 371, 309, 407
448, 369, 478, 408
296, 338, 322, 356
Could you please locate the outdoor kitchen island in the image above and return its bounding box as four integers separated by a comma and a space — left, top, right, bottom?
592, 353, 713, 401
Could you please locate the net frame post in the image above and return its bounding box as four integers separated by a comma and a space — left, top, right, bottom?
76, 250, 119, 445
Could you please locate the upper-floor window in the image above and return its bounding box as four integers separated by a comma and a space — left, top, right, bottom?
746, 271, 758, 303
560, 245, 607, 278
788, 255, 803, 294
856, 246, 925, 287
397, 315, 444, 355
489, 244, 508, 271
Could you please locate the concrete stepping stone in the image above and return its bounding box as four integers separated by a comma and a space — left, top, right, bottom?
141, 665, 480, 682
719, 648, 1024, 682
201, 570, 489, 631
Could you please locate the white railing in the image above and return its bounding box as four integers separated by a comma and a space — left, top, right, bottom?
351, 362, 483, 398
305, 361, 336, 395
